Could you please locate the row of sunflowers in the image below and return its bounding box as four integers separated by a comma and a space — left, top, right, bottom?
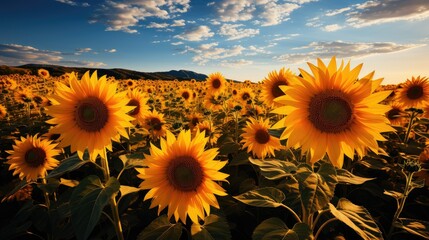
0, 57, 428, 239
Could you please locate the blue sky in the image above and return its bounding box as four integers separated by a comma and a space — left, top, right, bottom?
0, 0, 428, 84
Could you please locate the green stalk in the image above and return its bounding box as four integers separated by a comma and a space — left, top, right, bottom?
404, 111, 417, 143
386, 171, 413, 239
101, 151, 124, 240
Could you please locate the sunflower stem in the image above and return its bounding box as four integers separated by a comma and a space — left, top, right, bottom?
41, 178, 50, 209
386, 170, 414, 239
404, 110, 417, 143
100, 151, 124, 240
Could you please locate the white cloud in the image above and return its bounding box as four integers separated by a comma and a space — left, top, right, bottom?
323, 24, 343, 32
171, 41, 184, 45
171, 19, 186, 26
0, 43, 106, 67
274, 41, 425, 64
75, 48, 92, 54
218, 24, 259, 40
258, 1, 300, 26
347, 0, 429, 27
325, 7, 351, 16
305, 16, 322, 27
220, 59, 253, 67
147, 22, 170, 28
90, 0, 190, 33
180, 43, 245, 65
56, 0, 89, 7
105, 48, 117, 53
215, 0, 255, 22
213, 0, 315, 26
174, 25, 214, 41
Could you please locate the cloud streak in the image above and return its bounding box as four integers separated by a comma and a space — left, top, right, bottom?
0, 43, 106, 67
275, 41, 425, 64
90, 0, 190, 33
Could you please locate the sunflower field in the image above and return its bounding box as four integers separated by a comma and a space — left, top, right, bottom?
0, 57, 428, 240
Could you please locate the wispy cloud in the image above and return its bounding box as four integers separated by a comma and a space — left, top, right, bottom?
213, 0, 314, 26
146, 22, 170, 29
325, 7, 350, 16
75, 47, 92, 55
180, 42, 245, 65
55, 0, 90, 7
323, 24, 343, 32
218, 24, 259, 40
174, 26, 214, 41
105, 48, 117, 53
171, 19, 186, 27
89, 0, 190, 33
347, 0, 429, 27
0, 43, 105, 67
275, 41, 425, 64
220, 59, 253, 67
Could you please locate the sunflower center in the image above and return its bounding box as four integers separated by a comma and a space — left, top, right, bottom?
242, 93, 251, 101
182, 91, 190, 100
25, 147, 46, 167
127, 99, 140, 116
255, 129, 270, 144
212, 79, 221, 89
387, 108, 401, 120
191, 117, 200, 126
75, 96, 108, 132
406, 85, 424, 100
272, 80, 287, 98
150, 117, 162, 131
308, 90, 354, 133
167, 156, 204, 192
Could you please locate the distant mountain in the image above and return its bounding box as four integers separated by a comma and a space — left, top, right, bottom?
0, 64, 209, 81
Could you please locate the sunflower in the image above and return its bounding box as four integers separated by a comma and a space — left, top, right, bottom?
127, 88, 150, 125
188, 112, 204, 129
272, 57, 395, 168
385, 103, 406, 126
137, 130, 228, 224
261, 68, 296, 108
142, 109, 167, 139
241, 117, 282, 159
6, 135, 60, 181
14, 88, 33, 103
193, 120, 218, 145
178, 88, 194, 105
45, 71, 134, 161
236, 87, 255, 105
395, 76, 429, 108
0, 104, 7, 119
38, 69, 50, 79
205, 72, 227, 95
203, 93, 223, 112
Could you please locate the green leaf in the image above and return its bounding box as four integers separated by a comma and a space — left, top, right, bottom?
329, 198, 383, 240
384, 190, 403, 200
296, 163, 337, 216
191, 214, 231, 240
70, 175, 120, 240
249, 158, 298, 180
119, 153, 146, 169
37, 178, 60, 194
233, 187, 285, 208
47, 154, 90, 178
119, 185, 141, 202
59, 178, 79, 187
219, 141, 241, 156
358, 157, 390, 171
228, 150, 250, 166
253, 218, 312, 240
137, 215, 182, 240
397, 218, 429, 239
336, 169, 375, 185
